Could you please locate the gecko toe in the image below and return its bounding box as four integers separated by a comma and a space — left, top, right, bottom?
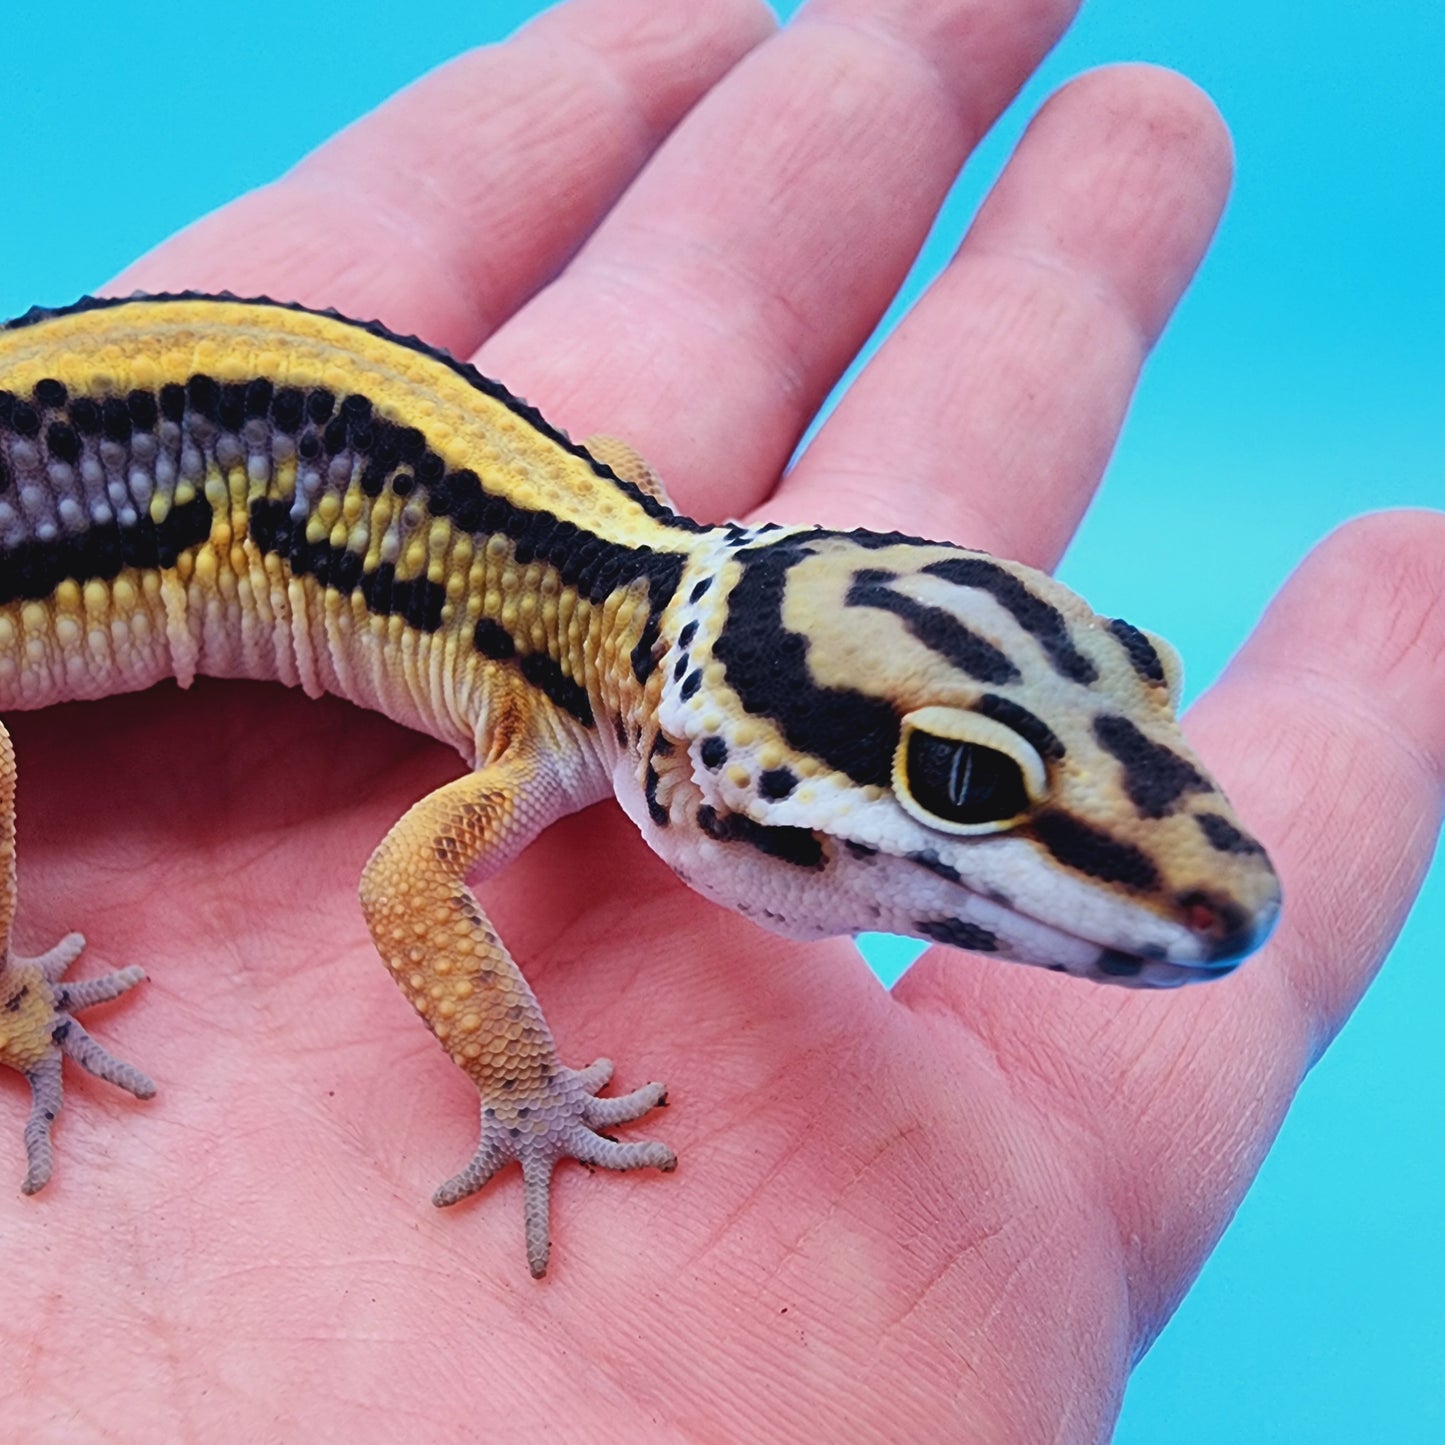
2, 939, 153, 1193
433, 1060, 674, 1277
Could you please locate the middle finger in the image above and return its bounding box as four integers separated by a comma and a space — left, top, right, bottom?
478, 0, 1083, 521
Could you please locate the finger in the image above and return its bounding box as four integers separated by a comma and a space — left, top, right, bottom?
107, 0, 774, 357
477, 0, 1083, 521
1118, 509, 1445, 1343
775, 64, 1233, 568
1198, 510, 1445, 1044
900, 509, 1445, 1345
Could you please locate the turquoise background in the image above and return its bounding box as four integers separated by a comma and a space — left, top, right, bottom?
1, 2, 1439, 1438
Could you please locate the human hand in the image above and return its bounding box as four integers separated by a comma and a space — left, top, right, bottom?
4, 1, 1442, 1439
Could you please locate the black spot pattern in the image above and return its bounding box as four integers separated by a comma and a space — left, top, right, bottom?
1096, 951, 1145, 978
759, 767, 797, 800
918, 918, 1000, 952
908, 849, 961, 884
45, 422, 80, 464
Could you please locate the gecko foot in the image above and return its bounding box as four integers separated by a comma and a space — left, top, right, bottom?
0, 934, 155, 1195
433, 1057, 676, 1278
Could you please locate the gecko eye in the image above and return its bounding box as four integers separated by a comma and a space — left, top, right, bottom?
905, 734, 1026, 824
892, 707, 1045, 835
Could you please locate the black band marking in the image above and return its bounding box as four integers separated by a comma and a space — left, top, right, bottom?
248, 498, 447, 632
415, 460, 688, 683
0, 495, 213, 607
846, 569, 1021, 685
1092, 715, 1208, 818
3, 296, 693, 702
923, 556, 1097, 684
1107, 618, 1167, 686
712, 540, 900, 788
519, 653, 594, 727
696, 803, 824, 870
908, 849, 962, 884
472, 618, 517, 660
1030, 810, 1161, 892
1195, 813, 1265, 857
974, 693, 1065, 762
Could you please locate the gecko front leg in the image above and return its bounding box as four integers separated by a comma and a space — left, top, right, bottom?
359, 715, 675, 1278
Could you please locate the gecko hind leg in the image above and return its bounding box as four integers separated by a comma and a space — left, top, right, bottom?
4, 944, 156, 1194
0, 722, 155, 1194
581, 434, 676, 510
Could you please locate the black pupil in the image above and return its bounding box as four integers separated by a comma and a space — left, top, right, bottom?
905, 732, 1028, 826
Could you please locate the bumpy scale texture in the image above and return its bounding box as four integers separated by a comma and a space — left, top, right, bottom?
0, 295, 1280, 1276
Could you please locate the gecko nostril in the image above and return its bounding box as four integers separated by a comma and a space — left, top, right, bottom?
1176, 888, 1275, 965
1184, 896, 1225, 936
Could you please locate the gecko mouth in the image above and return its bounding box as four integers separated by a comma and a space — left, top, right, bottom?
915, 870, 1280, 990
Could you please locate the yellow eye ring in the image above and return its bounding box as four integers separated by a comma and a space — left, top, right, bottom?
892, 706, 1047, 835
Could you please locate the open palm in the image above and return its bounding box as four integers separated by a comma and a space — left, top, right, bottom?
4, 2, 1442, 1439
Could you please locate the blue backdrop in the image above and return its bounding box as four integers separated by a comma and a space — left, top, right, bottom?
1, 3, 1439, 1438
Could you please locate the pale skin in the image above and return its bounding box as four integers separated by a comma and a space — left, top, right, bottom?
2, 0, 1442, 1438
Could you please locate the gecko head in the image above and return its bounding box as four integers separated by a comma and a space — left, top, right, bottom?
663, 528, 1281, 987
